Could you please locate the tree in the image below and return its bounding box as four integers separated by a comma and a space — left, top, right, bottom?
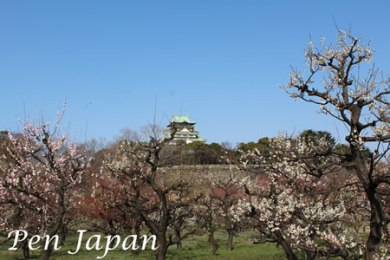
168, 185, 199, 250
75, 171, 142, 245
195, 195, 220, 255
0, 118, 89, 260
241, 135, 365, 259
286, 30, 390, 259
100, 125, 197, 260
209, 173, 250, 251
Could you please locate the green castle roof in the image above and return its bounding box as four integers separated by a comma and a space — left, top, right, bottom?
171, 115, 196, 124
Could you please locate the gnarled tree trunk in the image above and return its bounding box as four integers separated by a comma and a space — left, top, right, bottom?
155, 233, 168, 260
275, 230, 297, 260
352, 147, 385, 259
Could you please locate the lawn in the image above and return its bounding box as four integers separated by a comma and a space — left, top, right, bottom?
0, 230, 286, 259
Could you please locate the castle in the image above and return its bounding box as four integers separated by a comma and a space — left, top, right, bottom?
163, 115, 205, 144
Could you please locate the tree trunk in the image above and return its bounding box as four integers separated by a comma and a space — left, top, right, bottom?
280, 240, 297, 260
275, 231, 297, 260
155, 248, 167, 260
304, 250, 317, 260
208, 230, 219, 255
40, 188, 67, 260
131, 222, 142, 255
155, 234, 168, 260
226, 231, 234, 251
176, 241, 183, 250
352, 147, 384, 259
176, 240, 182, 250
365, 189, 384, 260
41, 247, 53, 260
174, 226, 182, 250
22, 242, 30, 260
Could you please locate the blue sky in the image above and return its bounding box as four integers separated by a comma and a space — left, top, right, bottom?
0, 1, 389, 144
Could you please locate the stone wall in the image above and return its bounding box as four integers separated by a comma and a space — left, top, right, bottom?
161, 164, 249, 190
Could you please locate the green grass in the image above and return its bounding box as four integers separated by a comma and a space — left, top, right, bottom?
0, 231, 286, 259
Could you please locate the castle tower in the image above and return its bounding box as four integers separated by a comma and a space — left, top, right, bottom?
163, 115, 205, 144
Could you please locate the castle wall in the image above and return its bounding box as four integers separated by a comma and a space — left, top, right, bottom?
160, 165, 249, 190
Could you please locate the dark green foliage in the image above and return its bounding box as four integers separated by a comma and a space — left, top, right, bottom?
299, 129, 335, 147
238, 137, 270, 153
181, 141, 225, 165
0, 130, 8, 138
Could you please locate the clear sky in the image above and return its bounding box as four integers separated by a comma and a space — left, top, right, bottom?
0, 1, 389, 145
